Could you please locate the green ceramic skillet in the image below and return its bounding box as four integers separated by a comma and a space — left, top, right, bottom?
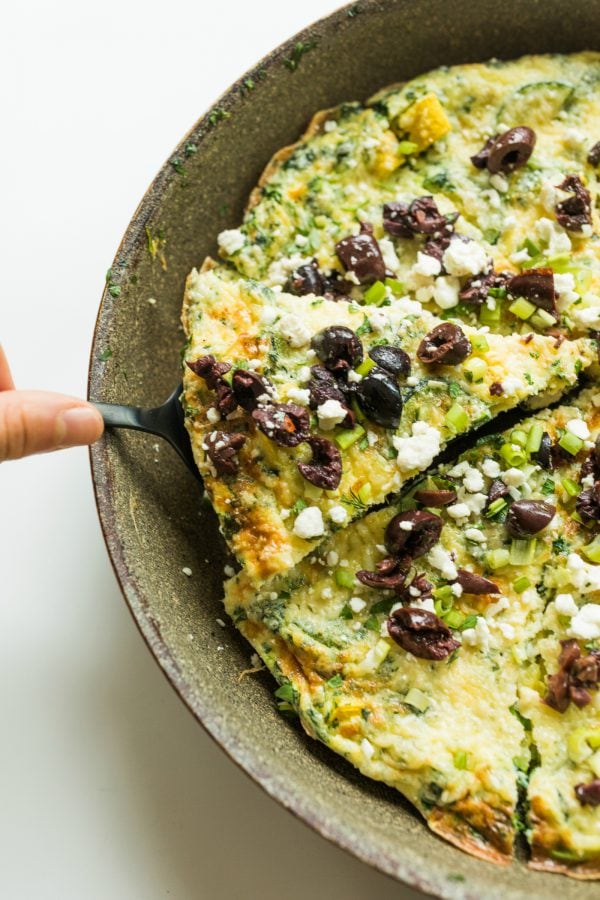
88, 1, 600, 896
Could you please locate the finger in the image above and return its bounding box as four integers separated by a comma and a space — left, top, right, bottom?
0, 391, 104, 461
0, 344, 16, 391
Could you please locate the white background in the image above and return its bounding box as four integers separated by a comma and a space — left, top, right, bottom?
0, 2, 422, 898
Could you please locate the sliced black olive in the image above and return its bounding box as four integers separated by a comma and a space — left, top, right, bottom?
355, 368, 402, 429
252, 403, 310, 447
368, 345, 411, 377
486, 126, 536, 174
205, 431, 246, 475
506, 499, 556, 537
311, 326, 363, 374
508, 268, 557, 317
555, 174, 592, 232
286, 259, 324, 295
382, 196, 451, 238
297, 436, 342, 490
335, 222, 386, 284
417, 323, 471, 366
532, 431, 552, 469
385, 510, 443, 559
413, 488, 457, 507
588, 142, 600, 167
387, 607, 460, 660
232, 369, 272, 411
455, 569, 500, 595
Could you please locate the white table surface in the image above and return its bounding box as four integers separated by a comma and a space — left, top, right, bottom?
1, 2, 423, 897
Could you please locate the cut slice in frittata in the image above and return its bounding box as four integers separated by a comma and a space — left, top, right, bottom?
181, 266, 594, 583
223, 387, 600, 872
217, 52, 600, 341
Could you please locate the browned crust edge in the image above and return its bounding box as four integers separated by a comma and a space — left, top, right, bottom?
528, 854, 600, 880
428, 806, 513, 867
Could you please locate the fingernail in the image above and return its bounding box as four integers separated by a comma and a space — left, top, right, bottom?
56, 406, 104, 447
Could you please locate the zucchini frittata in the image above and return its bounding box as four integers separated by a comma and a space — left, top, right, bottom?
180, 52, 600, 875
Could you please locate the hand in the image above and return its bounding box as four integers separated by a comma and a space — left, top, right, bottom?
0, 344, 104, 461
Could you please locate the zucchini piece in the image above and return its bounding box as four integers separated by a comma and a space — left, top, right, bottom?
497, 81, 574, 128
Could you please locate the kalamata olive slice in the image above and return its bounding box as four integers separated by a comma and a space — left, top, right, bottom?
356, 556, 410, 591
232, 369, 272, 411
555, 174, 592, 231
508, 268, 557, 317
487, 479, 509, 507
470, 134, 498, 169
215, 380, 237, 416
417, 323, 471, 366
297, 436, 342, 490
506, 499, 556, 537
459, 270, 510, 306
455, 569, 500, 595
576, 483, 600, 523
252, 403, 310, 447
186, 354, 231, 389
545, 640, 600, 713
368, 345, 411, 377
588, 142, 600, 167
205, 431, 246, 475
306, 366, 354, 426
486, 126, 536, 174
311, 326, 364, 374
355, 369, 402, 429
489, 382, 504, 396
335, 222, 386, 284
387, 607, 460, 660
532, 431, 552, 469
382, 197, 452, 238
286, 258, 325, 296
575, 780, 600, 807
385, 510, 443, 559
413, 488, 457, 507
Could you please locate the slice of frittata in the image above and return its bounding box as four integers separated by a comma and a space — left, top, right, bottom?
216, 52, 600, 341
181, 266, 594, 583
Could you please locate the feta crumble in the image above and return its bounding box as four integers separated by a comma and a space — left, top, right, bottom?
286, 387, 311, 406
329, 505, 347, 524
293, 506, 325, 540
555, 593, 578, 617
393, 421, 441, 472
217, 228, 245, 255
568, 604, 600, 640
566, 553, 600, 594
427, 545, 458, 580
442, 238, 488, 277
566, 418, 590, 441
317, 399, 348, 430
278, 313, 312, 348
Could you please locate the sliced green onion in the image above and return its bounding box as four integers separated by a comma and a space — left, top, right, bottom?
357, 482, 373, 505
385, 277, 405, 296
488, 286, 508, 299
453, 750, 469, 770
558, 430, 584, 456
433, 585, 454, 603
335, 568, 355, 589
274, 682, 294, 702
512, 575, 531, 594
485, 498, 507, 517
364, 280, 387, 305
509, 297, 536, 320
522, 237, 541, 257
561, 477, 580, 497
486, 548, 511, 570
458, 614, 479, 632
444, 609, 466, 629
511, 429, 528, 448
530, 309, 557, 330
526, 422, 544, 454
327, 673, 344, 688
434, 597, 453, 618
404, 687, 430, 713
546, 253, 572, 272
583, 537, 600, 564
335, 425, 365, 450
479, 303, 501, 326
512, 754, 529, 772
500, 442, 527, 467
567, 727, 600, 764
470, 334, 490, 352
398, 140, 419, 155
510, 538, 537, 566
355, 357, 376, 377
464, 357, 487, 383
444, 402, 469, 433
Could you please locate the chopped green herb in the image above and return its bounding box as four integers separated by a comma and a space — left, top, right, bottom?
99, 348, 113, 362
292, 499, 307, 515
541, 478, 556, 495
283, 40, 316, 71
207, 107, 230, 126
364, 615, 380, 632
170, 157, 185, 175
327, 674, 343, 688
340, 603, 353, 620
552, 536, 570, 556
184, 142, 197, 157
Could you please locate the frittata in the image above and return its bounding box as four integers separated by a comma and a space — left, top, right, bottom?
180, 51, 600, 876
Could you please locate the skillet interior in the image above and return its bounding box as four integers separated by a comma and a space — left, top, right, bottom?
89, 1, 600, 896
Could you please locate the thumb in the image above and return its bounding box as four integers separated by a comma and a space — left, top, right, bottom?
0, 390, 104, 461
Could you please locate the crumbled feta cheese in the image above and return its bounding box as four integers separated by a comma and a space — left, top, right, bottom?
224, 564, 236, 578
539, 179, 559, 214
555, 593, 578, 617
406, 375, 419, 387
451, 582, 463, 598
317, 399, 348, 430
501, 376, 524, 396
510, 248, 531, 264
535, 217, 571, 256
294, 233, 308, 247
497, 622, 515, 639
347, 369, 362, 383
442, 238, 488, 277
367, 431, 378, 446
427, 545, 458, 580
217, 228, 245, 255
323, 119, 337, 133
393, 421, 441, 472
261, 305, 278, 325
489, 173, 508, 193
206, 407, 220, 424
399, 520, 414, 532
568, 604, 600, 640
326, 550, 339, 567
182, 567, 193, 577
329, 505, 347, 524
267, 253, 311, 287
350, 596, 367, 613
361, 738, 375, 759
286, 387, 310, 406
463, 467, 485, 493
554, 272, 578, 307
432, 275, 461, 309
502, 467, 526, 487
321, 587, 333, 599
447, 503, 470, 520
280, 508, 291, 520
482, 458, 501, 479
293, 506, 325, 540
566, 418, 590, 440
367, 308, 389, 333
566, 553, 600, 594
278, 313, 312, 348
379, 237, 401, 274
465, 528, 486, 543
413, 251, 442, 277
582, 473, 595, 489
448, 461, 469, 478
461, 617, 491, 651
461, 491, 487, 515
485, 596, 509, 618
